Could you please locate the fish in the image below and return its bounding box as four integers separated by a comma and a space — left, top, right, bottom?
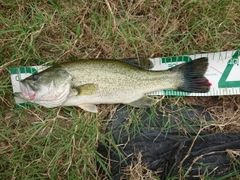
19, 57, 211, 113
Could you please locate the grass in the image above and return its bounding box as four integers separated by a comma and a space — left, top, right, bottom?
0, 0, 240, 179
1, 106, 109, 179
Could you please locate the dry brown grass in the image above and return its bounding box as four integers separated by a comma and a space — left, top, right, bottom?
121, 153, 161, 180
185, 96, 240, 133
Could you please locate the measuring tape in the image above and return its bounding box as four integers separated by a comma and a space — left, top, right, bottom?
10, 50, 240, 105
148, 50, 240, 96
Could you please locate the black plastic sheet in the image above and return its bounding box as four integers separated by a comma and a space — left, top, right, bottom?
98, 105, 240, 179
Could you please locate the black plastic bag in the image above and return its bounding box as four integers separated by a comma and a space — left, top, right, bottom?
98, 105, 240, 179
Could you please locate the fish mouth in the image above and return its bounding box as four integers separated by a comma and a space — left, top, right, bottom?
19, 81, 36, 101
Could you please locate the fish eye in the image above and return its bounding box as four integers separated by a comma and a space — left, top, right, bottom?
32, 74, 39, 81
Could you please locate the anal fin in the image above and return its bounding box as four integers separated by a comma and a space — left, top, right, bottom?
127, 96, 155, 108
78, 104, 98, 113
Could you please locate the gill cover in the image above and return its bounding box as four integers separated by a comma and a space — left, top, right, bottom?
20, 66, 72, 107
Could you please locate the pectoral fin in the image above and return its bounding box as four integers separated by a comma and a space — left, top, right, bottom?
78, 104, 98, 113
127, 96, 155, 108
75, 83, 98, 96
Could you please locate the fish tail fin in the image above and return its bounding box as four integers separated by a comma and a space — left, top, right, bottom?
171, 57, 211, 93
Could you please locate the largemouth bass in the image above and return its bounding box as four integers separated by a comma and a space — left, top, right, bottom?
19, 58, 211, 113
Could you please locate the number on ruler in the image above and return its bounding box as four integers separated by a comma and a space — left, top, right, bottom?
218, 50, 240, 88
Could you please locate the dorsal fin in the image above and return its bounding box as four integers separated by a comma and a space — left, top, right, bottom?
119, 58, 154, 70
